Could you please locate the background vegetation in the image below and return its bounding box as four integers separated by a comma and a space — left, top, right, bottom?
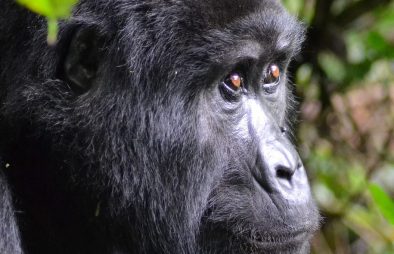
282, 0, 394, 253
18, 0, 394, 253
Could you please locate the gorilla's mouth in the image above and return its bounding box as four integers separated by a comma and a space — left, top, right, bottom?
242, 229, 311, 247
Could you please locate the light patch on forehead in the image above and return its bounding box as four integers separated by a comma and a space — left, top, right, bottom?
276, 35, 291, 51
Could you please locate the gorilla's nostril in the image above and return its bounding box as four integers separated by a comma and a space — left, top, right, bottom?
279, 126, 287, 134
275, 165, 294, 181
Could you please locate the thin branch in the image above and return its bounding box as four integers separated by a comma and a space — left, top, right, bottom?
311, 0, 335, 29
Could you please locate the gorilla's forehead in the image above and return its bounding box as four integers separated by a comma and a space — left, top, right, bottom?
184, 0, 304, 58
102, 0, 304, 69
104, 0, 303, 49
196, 0, 282, 27
171, 0, 303, 53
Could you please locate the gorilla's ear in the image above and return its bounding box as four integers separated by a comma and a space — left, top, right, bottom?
64, 28, 104, 92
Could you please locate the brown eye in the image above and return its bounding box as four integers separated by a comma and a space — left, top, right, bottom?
262, 64, 281, 94
263, 64, 280, 84
223, 72, 243, 91
220, 72, 245, 101
230, 74, 241, 88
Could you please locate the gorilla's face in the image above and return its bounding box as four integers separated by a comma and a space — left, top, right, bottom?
2, 0, 319, 253
189, 3, 319, 253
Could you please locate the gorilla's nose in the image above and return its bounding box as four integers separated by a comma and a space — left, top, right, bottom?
270, 141, 299, 184
256, 137, 310, 201
261, 140, 300, 187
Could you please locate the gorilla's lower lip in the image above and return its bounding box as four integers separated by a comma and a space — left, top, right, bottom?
242, 229, 310, 247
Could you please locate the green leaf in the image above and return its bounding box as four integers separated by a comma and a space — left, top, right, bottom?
47, 18, 58, 45
282, 0, 303, 15
369, 184, 394, 225
17, 0, 53, 17
318, 52, 346, 83
17, 0, 78, 18
17, 0, 78, 44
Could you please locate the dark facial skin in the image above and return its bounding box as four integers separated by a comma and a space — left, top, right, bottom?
0, 0, 319, 253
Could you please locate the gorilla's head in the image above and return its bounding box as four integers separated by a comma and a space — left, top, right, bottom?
1, 0, 319, 253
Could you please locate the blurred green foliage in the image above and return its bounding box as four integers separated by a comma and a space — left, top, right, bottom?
369, 184, 394, 226
283, 0, 394, 253
17, 0, 77, 44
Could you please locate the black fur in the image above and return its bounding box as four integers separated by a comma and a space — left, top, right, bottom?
0, 165, 23, 254
0, 0, 319, 253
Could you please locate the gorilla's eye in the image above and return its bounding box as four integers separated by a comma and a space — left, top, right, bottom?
224, 73, 243, 91
262, 64, 281, 94
220, 72, 245, 101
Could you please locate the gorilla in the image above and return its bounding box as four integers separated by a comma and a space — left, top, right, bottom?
0, 0, 319, 253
